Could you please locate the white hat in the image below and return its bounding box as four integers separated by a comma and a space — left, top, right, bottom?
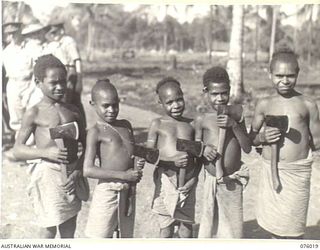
21, 23, 47, 35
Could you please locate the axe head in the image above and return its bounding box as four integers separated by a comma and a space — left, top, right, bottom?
133, 145, 160, 165
49, 121, 79, 140
176, 138, 204, 157
265, 115, 289, 133
217, 104, 243, 122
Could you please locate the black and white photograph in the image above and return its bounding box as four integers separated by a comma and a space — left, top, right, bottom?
1, 0, 320, 244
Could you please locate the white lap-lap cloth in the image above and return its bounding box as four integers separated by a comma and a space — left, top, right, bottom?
256, 155, 313, 237
198, 163, 249, 238
152, 168, 196, 229
85, 182, 134, 238
27, 160, 81, 228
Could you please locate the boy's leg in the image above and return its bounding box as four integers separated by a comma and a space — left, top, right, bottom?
59, 215, 77, 238
178, 223, 193, 238
39, 226, 57, 238
160, 224, 175, 238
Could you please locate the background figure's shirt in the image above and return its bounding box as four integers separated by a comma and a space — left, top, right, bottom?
2, 42, 34, 80
45, 36, 80, 67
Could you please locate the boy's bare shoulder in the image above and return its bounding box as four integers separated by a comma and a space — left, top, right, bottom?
181, 116, 193, 124
115, 119, 133, 130
61, 102, 83, 118
299, 94, 319, 110
24, 105, 40, 122
196, 112, 216, 122
254, 96, 277, 112
150, 117, 162, 127
87, 123, 100, 138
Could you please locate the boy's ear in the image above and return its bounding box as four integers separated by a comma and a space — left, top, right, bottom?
157, 96, 162, 104
34, 77, 40, 85
89, 100, 95, 106
202, 87, 208, 93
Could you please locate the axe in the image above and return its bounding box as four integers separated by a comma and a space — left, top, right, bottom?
216, 104, 243, 179
49, 121, 79, 202
132, 145, 160, 165
265, 115, 289, 192
176, 139, 204, 158
126, 144, 159, 216
176, 139, 204, 190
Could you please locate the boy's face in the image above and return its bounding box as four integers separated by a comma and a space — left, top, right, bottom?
45, 28, 63, 42
92, 90, 119, 123
270, 61, 298, 96
158, 83, 185, 119
204, 82, 230, 109
38, 67, 67, 102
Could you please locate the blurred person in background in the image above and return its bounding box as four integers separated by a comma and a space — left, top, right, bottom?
2, 22, 33, 139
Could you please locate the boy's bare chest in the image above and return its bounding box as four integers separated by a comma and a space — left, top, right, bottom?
35, 104, 77, 128
158, 121, 194, 139
99, 125, 133, 146
202, 115, 219, 135
265, 99, 308, 122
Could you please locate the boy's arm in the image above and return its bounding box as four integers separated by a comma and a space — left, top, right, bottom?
249, 99, 267, 146
194, 115, 203, 142
83, 127, 140, 181
13, 108, 68, 163
232, 120, 252, 153
308, 101, 320, 150
146, 119, 159, 149
125, 120, 145, 169
249, 99, 281, 146
74, 109, 87, 171
195, 114, 217, 161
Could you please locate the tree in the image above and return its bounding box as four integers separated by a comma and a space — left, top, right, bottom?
226, 5, 244, 102
269, 5, 279, 61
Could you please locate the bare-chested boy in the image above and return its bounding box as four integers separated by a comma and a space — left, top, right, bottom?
147, 77, 201, 238
83, 79, 144, 238
13, 54, 86, 238
196, 66, 251, 238
250, 49, 320, 239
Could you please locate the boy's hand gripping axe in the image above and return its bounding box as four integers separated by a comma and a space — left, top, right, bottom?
265, 115, 289, 192
49, 121, 79, 202
176, 139, 204, 189
126, 145, 160, 217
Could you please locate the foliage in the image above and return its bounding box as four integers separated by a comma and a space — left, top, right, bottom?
2, 2, 319, 63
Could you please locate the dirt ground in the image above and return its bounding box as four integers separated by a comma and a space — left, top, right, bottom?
1, 64, 320, 239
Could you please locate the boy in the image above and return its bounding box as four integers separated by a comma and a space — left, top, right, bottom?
83, 79, 144, 238
12, 54, 86, 238
250, 48, 320, 239
196, 66, 251, 238
147, 77, 200, 238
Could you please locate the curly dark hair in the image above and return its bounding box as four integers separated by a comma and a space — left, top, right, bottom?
34, 54, 67, 82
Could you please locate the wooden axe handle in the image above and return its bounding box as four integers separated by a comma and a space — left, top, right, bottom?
271, 143, 281, 191
126, 158, 138, 217
216, 128, 226, 179
179, 168, 186, 188
55, 138, 76, 203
